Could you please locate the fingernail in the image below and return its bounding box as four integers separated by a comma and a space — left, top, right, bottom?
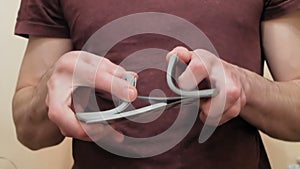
130, 72, 138, 78
128, 87, 137, 100
125, 71, 138, 79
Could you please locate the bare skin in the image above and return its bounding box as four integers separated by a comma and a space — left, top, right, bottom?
13, 38, 137, 149
12, 10, 300, 150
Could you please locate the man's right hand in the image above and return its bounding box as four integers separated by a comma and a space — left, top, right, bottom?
46, 51, 137, 142
12, 37, 136, 150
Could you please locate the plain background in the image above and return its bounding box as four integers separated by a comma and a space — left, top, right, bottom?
0, 0, 299, 169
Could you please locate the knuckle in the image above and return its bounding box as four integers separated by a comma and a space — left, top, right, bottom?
83, 68, 97, 86
74, 130, 88, 139
232, 107, 240, 117
199, 113, 206, 122
189, 61, 206, 73
228, 109, 240, 118
98, 57, 110, 68
60, 130, 69, 137
169, 46, 191, 61
46, 75, 63, 93
57, 55, 70, 68
95, 72, 109, 88
227, 105, 241, 118
194, 49, 215, 58
80, 51, 97, 65
200, 106, 209, 117
200, 101, 210, 116
47, 103, 63, 122
55, 53, 76, 73
241, 92, 247, 107
48, 107, 58, 122
97, 62, 109, 73
113, 65, 126, 76
226, 85, 241, 101
61, 127, 87, 139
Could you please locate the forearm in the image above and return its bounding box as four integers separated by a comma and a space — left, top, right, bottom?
12, 69, 64, 150
240, 68, 300, 141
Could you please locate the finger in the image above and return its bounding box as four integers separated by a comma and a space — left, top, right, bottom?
48, 78, 124, 142
47, 85, 89, 140
199, 97, 223, 125
177, 54, 209, 90
48, 53, 94, 140
73, 53, 137, 101
199, 111, 207, 124
199, 111, 221, 126
96, 58, 138, 101
218, 97, 241, 125
193, 49, 218, 69
97, 57, 128, 78
74, 58, 127, 87
166, 46, 192, 62
223, 81, 242, 111
199, 100, 214, 124
78, 51, 127, 78
81, 123, 124, 143
95, 73, 137, 102
200, 96, 242, 126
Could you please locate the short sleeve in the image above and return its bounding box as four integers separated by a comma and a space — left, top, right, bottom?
15, 0, 70, 38
262, 0, 300, 20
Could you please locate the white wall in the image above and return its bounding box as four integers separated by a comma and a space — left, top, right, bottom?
0, 0, 73, 168
262, 133, 300, 169
0, 1, 299, 169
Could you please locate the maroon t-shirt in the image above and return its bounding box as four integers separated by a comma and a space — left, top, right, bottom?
15, 1, 300, 169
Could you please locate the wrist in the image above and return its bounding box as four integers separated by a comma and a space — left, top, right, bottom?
238, 67, 259, 107
238, 67, 274, 110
